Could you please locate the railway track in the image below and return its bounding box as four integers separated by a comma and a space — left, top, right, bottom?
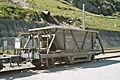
0, 52, 120, 73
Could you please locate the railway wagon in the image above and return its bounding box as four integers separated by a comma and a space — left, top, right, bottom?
18, 25, 104, 68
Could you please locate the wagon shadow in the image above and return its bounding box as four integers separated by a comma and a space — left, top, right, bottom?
0, 59, 120, 79
44, 59, 120, 73
0, 70, 38, 80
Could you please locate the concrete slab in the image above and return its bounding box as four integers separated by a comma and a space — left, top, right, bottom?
95, 52, 120, 59
1, 57, 120, 80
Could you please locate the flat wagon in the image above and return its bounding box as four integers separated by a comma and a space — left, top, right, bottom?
18, 25, 104, 68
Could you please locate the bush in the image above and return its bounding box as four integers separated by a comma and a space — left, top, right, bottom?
0, 5, 41, 21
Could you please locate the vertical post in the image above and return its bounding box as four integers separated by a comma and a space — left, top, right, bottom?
6, 38, 8, 54
31, 34, 34, 48
15, 37, 21, 55
82, 4, 85, 30
31, 34, 34, 59
91, 32, 94, 50
38, 32, 40, 53
63, 30, 66, 52
81, 32, 88, 50
4, 38, 8, 54
46, 35, 49, 54
46, 34, 49, 54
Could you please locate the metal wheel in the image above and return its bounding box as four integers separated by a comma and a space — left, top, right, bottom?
48, 58, 54, 67
32, 59, 41, 68
91, 55, 95, 61
0, 63, 4, 70
64, 57, 70, 64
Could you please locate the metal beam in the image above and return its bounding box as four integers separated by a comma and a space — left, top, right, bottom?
47, 34, 56, 54
91, 32, 94, 50
37, 32, 40, 53
63, 30, 66, 52
23, 36, 31, 48
81, 32, 88, 50
96, 33, 104, 54
70, 30, 81, 52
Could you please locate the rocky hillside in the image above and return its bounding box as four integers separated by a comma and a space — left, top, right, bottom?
65, 0, 120, 16
10, 0, 31, 9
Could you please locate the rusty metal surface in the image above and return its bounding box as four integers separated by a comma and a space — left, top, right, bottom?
28, 25, 98, 33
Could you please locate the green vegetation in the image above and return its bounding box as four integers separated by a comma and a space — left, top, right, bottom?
86, 15, 120, 31
28, 0, 120, 31
0, 0, 120, 31
28, 0, 82, 18
0, 1, 40, 21
0, 50, 14, 55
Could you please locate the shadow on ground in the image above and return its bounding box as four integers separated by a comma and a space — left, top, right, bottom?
44, 59, 120, 73
0, 70, 38, 80
0, 59, 120, 80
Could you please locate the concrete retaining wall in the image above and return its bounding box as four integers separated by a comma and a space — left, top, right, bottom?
0, 19, 49, 50
0, 19, 120, 50
0, 19, 49, 37
99, 30, 120, 49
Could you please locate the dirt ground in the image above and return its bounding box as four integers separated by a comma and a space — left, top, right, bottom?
0, 56, 120, 80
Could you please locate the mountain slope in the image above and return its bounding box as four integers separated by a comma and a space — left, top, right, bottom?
28, 0, 120, 31
0, 0, 120, 31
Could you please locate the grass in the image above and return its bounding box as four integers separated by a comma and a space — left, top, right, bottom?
0, 1, 16, 8
0, 0, 120, 31
0, 50, 15, 54
28, 0, 120, 31
0, 1, 16, 15
85, 15, 120, 31
28, 0, 82, 18
0, 1, 38, 21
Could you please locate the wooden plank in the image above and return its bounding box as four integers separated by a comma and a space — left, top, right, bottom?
0, 62, 35, 73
